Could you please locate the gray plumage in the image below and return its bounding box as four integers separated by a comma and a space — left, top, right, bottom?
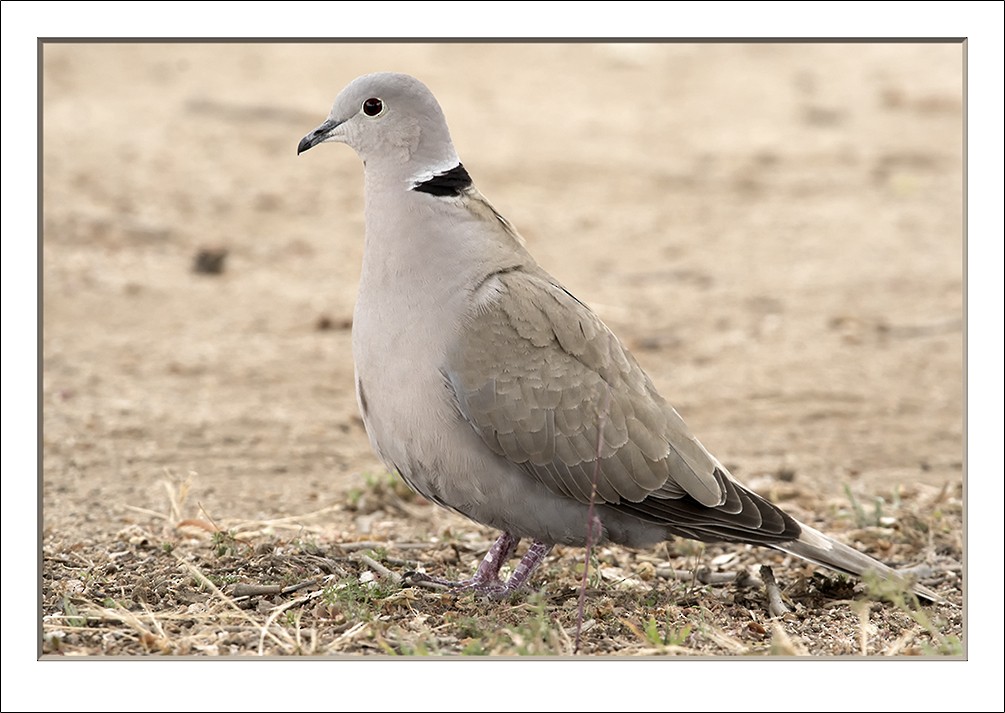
298, 72, 941, 602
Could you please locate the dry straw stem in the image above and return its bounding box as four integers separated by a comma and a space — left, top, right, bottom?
176, 556, 287, 652
770, 622, 810, 656
257, 586, 329, 656
78, 601, 172, 653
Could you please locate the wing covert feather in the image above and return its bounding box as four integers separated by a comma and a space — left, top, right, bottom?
445, 269, 726, 508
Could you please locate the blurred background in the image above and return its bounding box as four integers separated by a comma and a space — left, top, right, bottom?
42, 42, 963, 538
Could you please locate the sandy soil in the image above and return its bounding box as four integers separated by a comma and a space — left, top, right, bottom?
40, 42, 963, 657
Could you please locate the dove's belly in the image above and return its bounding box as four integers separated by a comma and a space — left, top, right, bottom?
350, 296, 668, 549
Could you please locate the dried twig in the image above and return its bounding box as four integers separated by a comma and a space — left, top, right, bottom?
231, 578, 321, 600
232, 583, 282, 598
352, 553, 402, 585
405, 576, 451, 592
382, 556, 419, 568
281, 578, 322, 595
733, 569, 763, 589
335, 540, 439, 552
656, 566, 762, 588
760, 565, 789, 617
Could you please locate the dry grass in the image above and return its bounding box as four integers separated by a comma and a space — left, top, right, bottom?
41, 472, 962, 658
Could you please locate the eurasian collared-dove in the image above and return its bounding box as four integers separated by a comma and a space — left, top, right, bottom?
297, 72, 941, 603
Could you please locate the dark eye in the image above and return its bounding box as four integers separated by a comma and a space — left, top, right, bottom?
362, 97, 384, 117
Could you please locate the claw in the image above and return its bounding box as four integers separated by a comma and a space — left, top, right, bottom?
401, 533, 553, 598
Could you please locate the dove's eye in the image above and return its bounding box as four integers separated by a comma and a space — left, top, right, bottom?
362, 98, 385, 117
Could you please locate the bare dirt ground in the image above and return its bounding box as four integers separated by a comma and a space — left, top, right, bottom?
40, 43, 964, 658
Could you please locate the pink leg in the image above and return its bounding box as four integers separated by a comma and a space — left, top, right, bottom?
406, 532, 518, 591
500, 540, 552, 593
405, 533, 552, 598
466, 532, 520, 587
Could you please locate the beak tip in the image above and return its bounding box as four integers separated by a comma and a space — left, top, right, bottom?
298, 118, 342, 157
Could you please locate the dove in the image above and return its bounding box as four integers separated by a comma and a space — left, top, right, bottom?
297, 72, 941, 603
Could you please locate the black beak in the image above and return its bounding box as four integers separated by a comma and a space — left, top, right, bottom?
297, 118, 342, 155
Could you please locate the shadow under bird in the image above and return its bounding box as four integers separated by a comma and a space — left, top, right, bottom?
297, 72, 941, 603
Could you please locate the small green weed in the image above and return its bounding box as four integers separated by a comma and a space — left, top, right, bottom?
862, 571, 962, 656
843, 484, 886, 528
640, 615, 693, 648
322, 573, 397, 621
211, 530, 243, 557
61, 597, 87, 628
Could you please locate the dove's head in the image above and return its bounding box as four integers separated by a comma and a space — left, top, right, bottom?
297, 72, 459, 179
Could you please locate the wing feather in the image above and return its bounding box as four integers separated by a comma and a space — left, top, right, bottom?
446, 268, 724, 507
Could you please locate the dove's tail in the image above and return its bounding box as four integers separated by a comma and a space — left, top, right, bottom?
774, 522, 944, 603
